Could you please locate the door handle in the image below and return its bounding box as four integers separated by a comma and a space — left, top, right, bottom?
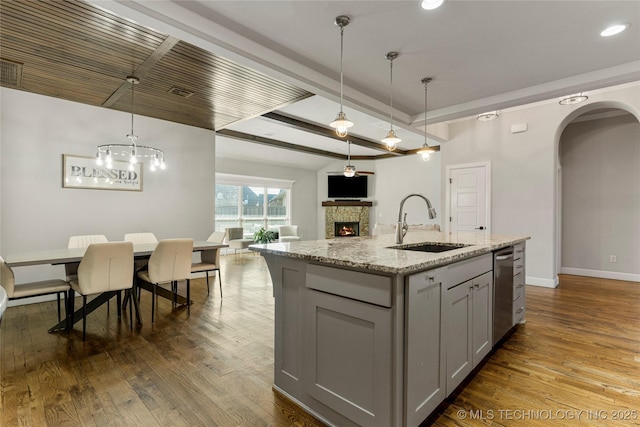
496, 254, 513, 261
475, 226, 485, 230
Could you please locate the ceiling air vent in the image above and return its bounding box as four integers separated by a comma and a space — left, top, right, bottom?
168, 86, 194, 98
1, 59, 23, 87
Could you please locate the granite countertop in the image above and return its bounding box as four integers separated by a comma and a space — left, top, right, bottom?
250, 230, 530, 275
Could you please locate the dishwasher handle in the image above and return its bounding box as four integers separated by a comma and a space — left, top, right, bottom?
495, 254, 513, 261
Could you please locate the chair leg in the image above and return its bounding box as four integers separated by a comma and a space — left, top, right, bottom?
217, 269, 223, 299
67, 289, 75, 334
151, 284, 156, 324
56, 292, 62, 323
82, 295, 87, 341
116, 291, 122, 318
62, 291, 67, 324
186, 279, 191, 316
128, 289, 133, 331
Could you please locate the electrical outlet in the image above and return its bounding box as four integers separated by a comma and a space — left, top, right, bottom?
610, 255, 617, 263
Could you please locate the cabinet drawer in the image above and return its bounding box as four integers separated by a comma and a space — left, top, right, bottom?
513, 303, 525, 324
514, 243, 525, 261
306, 264, 392, 307
445, 253, 492, 289
513, 279, 525, 302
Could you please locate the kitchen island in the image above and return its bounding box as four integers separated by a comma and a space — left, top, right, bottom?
251, 230, 529, 427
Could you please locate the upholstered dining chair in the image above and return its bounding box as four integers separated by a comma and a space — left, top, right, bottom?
65, 234, 108, 280
136, 239, 194, 324
191, 231, 226, 297
124, 232, 159, 244
67, 241, 134, 340
124, 232, 159, 273
278, 225, 301, 242
0, 256, 70, 322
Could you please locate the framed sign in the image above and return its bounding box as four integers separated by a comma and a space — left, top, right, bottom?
63, 154, 143, 191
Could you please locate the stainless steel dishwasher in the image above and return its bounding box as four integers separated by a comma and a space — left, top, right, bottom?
493, 247, 514, 345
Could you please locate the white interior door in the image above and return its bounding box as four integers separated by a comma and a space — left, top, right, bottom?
447, 163, 490, 234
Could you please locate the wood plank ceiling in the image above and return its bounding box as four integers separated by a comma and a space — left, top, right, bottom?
0, 0, 312, 131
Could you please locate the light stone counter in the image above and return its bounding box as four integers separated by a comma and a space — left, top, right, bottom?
250, 230, 529, 275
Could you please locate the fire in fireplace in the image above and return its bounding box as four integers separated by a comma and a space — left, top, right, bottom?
335, 222, 360, 237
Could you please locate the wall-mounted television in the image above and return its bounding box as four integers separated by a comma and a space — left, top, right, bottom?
327, 175, 368, 199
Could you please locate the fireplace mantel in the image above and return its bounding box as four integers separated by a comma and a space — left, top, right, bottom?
321, 200, 373, 207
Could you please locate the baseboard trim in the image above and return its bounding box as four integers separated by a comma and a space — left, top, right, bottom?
526, 276, 558, 288
560, 267, 640, 283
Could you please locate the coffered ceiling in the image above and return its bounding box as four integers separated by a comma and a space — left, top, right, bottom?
2, 1, 639, 170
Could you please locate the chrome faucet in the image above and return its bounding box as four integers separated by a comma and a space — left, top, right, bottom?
396, 193, 437, 244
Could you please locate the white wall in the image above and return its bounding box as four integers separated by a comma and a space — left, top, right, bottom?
560, 113, 640, 280
1, 88, 215, 283
372, 153, 442, 228
441, 82, 640, 287
215, 156, 318, 240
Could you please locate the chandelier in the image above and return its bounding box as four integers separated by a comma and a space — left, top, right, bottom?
96, 76, 166, 171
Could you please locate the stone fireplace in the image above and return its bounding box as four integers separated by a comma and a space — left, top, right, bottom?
322, 201, 371, 239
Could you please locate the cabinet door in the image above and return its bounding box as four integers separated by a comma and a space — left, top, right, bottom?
405, 268, 445, 426
303, 289, 392, 427
444, 280, 473, 395
472, 271, 493, 367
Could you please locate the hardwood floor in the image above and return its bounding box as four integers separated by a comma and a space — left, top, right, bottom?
2, 257, 639, 426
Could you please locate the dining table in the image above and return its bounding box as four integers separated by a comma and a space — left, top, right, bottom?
4, 240, 228, 332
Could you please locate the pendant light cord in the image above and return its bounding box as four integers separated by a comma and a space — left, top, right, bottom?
389, 58, 394, 131
424, 80, 428, 143
339, 25, 345, 113
130, 79, 135, 141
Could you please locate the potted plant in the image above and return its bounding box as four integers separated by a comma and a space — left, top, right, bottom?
253, 227, 277, 244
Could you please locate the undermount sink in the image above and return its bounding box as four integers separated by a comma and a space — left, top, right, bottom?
393, 243, 469, 253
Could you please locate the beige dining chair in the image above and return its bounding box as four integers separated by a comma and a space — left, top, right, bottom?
0, 256, 70, 322
191, 231, 226, 297
136, 239, 194, 324
67, 241, 134, 340
124, 232, 158, 244
65, 234, 109, 280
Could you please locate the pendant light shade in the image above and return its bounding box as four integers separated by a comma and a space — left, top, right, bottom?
330, 15, 354, 138
382, 51, 401, 151
416, 77, 435, 162
343, 140, 356, 177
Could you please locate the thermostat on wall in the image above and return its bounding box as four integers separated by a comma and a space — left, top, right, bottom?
510, 123, 528, 134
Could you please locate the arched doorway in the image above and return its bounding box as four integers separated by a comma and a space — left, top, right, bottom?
554, 102, 640, 283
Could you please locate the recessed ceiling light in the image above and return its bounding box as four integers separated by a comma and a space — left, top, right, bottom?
476, 111, 500, 121
600, 24, 628, 37
559, 93, 588, 105
420, 0, 446, 11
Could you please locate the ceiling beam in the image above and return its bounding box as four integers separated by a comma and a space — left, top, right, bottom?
217, 129, 347, 160
261, 112, 406, 156
102, 35, 180, 107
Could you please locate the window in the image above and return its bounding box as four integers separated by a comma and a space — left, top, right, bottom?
215, 174, 293, 238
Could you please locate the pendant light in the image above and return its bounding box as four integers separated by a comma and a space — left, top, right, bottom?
382, 51, 401, 151
96, 76, 166, 171
343, 140, 356, 177
329, 15, 354, 138
416, 77, 435, 161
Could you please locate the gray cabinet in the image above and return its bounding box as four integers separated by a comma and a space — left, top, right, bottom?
405, 267, 446, 426
513, 243, 526, 324
471, 271, 493, 366
444, 253, 493, 395
303, 265, 393, 427
444, 277, 473, 394
303, 290, 392, 427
